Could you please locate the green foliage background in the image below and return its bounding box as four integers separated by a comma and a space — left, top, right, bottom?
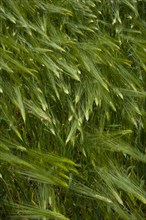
0, 0, 146, 219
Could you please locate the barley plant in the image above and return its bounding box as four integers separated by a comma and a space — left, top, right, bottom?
0, 0, 146, 219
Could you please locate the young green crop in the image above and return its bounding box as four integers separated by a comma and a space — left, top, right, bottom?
0, 0, 146, 219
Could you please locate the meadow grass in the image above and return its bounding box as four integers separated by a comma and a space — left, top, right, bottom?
0, 0, 146, 219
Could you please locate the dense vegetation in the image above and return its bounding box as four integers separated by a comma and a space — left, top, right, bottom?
0, 0, 146, 219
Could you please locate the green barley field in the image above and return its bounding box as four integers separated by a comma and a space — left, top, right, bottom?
0, 0, 146, 219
